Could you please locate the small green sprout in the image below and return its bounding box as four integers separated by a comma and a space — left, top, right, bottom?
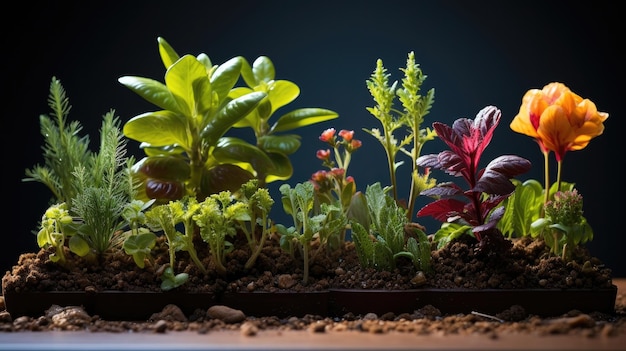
531, 189, 593, 260
276, 182, 324, 285
350, 182, 431, 271
145, 197, 207, 276
194, 191, 248, 275
237, 179, 275, 270
37, 203, 76, 265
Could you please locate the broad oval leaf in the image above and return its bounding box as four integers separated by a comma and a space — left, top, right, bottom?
229, 87, 260, 128
272, 108, 339, 132
267, 80, 299, 114
118, 76, 180, 113
157, 37, 180, 69
263, 152, 293, 183
123, 110, 190, 149
258, 135, 301, 155
213, 137, 274, 175
165, 55, 211, 118
210, 56, 243, 102
201, 91, 267, 146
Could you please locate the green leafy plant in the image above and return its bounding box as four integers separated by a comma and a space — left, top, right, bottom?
119, 37, 267, 204
532, 189, 593, 260
24, 77, 92, 209
120, 38, 338, 205
144, 197, 208, 276
416, 106, 532, 253
350, 182, 431, 272
236, 179, 275, 269
69, 112, 135, 260
194, 191, 249, 275
121, 199, 157, 268
310, 128, 361, 250
25, 77, 136, 263
498, 179, 572, 238
276, 181, 339, 285
498, 180, 592, 260
229, 56, 339, 185
364, 52, 437, 219
37, 203, 75, 265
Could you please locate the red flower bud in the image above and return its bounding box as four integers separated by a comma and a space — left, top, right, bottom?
338, 129, 354, 142
319, 128, 336, 143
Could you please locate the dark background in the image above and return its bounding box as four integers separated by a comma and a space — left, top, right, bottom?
5, 1, 623, 277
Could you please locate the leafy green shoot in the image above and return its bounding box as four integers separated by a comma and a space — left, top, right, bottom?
24, 77, 92, 219
70, 111, 135, 258
364, 52, 437, 220
159, 266, 189, 291
276, 181, 328, 285
350, 182, 431, 272
194, 192, 248, 275
37, 203, 76, 265
237, 179, 275, 270
145, 197, 208, 275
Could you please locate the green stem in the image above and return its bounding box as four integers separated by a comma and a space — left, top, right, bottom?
542, 150, 550, 217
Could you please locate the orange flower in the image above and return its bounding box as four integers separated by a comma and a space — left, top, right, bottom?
510, 82, 608, 161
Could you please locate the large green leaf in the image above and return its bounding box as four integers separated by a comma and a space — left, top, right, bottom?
118, 76, 180, 113
213, 137, 274, 174
272, 108, 339, 132
263, 152, 293, 183
267, 80, 300, 114
165, 55, 212, 118
123, 110, 190, 149
200, 91, 266, 146
210, 56, 244, 103
157, 37, 180, 69
229, 87, 258, 128
258, 134, 301, 155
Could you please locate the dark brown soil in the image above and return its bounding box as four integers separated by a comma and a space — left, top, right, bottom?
1, 233, 623, 337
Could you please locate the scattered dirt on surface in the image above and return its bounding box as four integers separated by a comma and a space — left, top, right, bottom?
1, 233, 623, 337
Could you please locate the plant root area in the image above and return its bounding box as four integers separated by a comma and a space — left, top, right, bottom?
1, 235, 624, 338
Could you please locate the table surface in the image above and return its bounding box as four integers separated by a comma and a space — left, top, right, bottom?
1, 279, 624, 351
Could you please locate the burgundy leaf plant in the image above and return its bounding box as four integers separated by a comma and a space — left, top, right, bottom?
416, 106, 531, 250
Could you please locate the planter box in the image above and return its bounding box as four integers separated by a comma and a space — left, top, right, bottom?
3, 285, 617, 320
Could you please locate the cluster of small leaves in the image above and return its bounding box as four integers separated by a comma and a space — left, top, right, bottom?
364, 52, 437, 220
534, 189, 593, 260
350, 182, 431, 271
144, 196, 209, 278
